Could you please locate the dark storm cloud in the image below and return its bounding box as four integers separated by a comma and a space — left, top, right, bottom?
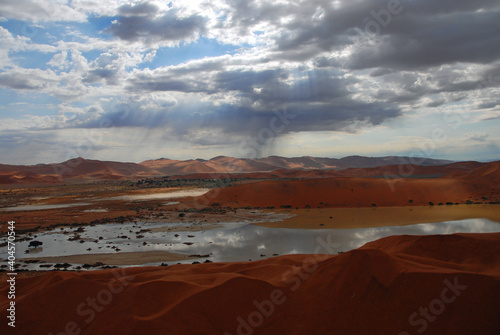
262, 0, 500, 70
69, 100, 400, 147
106, 3, 206, 44
76, 64, 402, 144
347, 11, 500, 70
117, 2, 159, 16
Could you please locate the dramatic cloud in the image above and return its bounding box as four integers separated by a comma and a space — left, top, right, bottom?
106, 3, 207, 45
0, 0, 499, 163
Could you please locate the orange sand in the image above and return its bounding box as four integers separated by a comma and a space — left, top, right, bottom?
1, 233, 499, 334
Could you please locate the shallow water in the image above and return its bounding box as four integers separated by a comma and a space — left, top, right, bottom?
0, 203, 92, 211
5, 218, 500, 270
101, 188, 210, 201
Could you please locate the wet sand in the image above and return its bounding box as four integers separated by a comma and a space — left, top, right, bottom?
27, 250, 190, 265
255, 204, 500, 229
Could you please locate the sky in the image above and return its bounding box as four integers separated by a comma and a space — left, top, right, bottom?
0, 0, 499, 165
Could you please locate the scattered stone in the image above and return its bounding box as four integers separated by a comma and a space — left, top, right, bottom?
24, 259, 41, 264
188, 254, 210, 258
54, 263, 72, 268
28, 240, 43, 248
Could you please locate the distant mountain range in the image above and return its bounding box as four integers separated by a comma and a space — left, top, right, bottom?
140, 155, 454, 174
0, 155, 456, 184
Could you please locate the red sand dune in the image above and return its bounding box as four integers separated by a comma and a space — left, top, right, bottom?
1, 233, 499, 334
0, 171, 61, 184
0, 155, 459, 184
194, 162, 500, 208
163, 161, 497, 182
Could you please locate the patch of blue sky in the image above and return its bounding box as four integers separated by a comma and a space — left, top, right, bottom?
1, 16, 116, 45
0, 89, 60, 119
69, 15, 116, 41
140, 37, 243, 69
0, 19, 35, 38
9, 50, 54, 70
0, 19, 56, 46
81, 50, 103, 63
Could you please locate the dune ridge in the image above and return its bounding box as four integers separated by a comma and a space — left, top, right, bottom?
0, 155, 457, 184
195, 162, 500, 208
1, 233, 499, 334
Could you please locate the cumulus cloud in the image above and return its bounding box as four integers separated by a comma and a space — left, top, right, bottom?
0, 0, 87, 22
105, 3, 206, 45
